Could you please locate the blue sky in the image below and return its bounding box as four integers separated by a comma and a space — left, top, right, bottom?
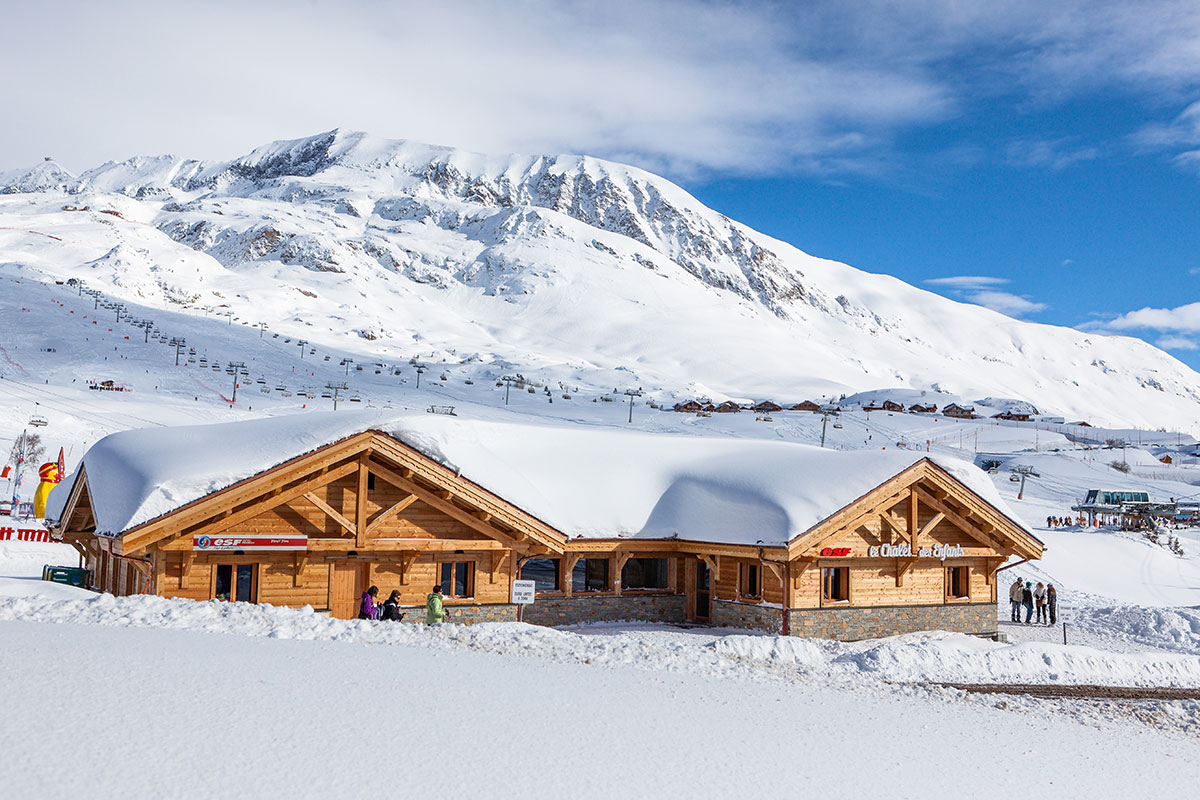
3, 0, 1199, 367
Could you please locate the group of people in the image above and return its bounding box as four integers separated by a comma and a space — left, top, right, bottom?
357, 585, 449, 624
1008, 577, 1057, 625
1045, 515, 1076, 528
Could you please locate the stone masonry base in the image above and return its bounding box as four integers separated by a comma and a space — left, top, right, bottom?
520, 594, 687, 627
787, 602, 997, 641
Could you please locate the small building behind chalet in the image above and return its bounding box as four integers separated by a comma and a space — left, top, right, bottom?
49, 413, 1042, 641
943, 403, 977, 419
791, 401, 822, 413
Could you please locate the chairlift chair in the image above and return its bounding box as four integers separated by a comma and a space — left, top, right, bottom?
28, 415, 48, 427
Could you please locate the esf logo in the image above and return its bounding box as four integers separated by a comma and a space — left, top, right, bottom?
196, 536, 212, 549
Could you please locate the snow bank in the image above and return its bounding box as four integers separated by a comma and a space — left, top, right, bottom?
56, 411, 1033, 546
4, 592, 1197, 688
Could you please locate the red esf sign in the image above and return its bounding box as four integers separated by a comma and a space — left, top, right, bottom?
193, 535, 307, 552
820, 547, 851, 557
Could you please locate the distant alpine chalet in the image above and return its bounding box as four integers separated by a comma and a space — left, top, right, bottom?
49, 412, 1043, 640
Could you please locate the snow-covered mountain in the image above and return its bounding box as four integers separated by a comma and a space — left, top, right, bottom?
2, 129, 1198, 430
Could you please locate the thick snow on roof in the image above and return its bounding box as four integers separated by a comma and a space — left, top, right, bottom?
54, 412, 1031, 545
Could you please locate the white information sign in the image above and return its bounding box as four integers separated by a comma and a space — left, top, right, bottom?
511, 579, 536, 605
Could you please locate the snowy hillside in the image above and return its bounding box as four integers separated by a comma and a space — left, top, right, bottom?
3, 129, 1199, 431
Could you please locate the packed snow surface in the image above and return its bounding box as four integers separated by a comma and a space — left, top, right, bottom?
58, 411, 1032, 545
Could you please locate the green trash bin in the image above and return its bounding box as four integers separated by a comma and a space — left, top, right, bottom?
41, 565, 91, 588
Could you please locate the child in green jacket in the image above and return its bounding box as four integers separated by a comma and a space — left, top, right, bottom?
425, 585, 446, 624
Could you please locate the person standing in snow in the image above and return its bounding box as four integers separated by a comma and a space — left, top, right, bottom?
1009, 577, 1024, 622
380, 589, 406, 622
1046, 584, 1058, 626
1034, 582, 1047, 624
425, 585, 446, 625
1022, 581, 1035, 624
358, 585, 379, 620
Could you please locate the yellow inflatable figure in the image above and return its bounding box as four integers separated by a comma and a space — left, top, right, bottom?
33, 462, 62, 519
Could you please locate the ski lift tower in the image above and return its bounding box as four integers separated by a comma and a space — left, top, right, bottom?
297, 339, 308, 359
228, 361, 246, 403
501, 375, 519, 405
623, 388, 644, 424
325, 381, 349, 410
1010, 465, 1039, 500
172, 338, 188, 367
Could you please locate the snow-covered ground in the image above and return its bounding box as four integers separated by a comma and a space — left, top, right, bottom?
1, 539, 1199, 797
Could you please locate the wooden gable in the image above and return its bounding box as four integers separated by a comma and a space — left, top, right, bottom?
786, 458, 1043, 563
82, 431, 567, 557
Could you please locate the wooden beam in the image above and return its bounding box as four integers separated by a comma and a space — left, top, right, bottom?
294, 553, 310, 587
908, 490, 919, 550
614, 552, 633, 596
365, 461, 529, 549
913, 486, 1009, 552
895, 556, 917, 587
301, 492, 357, 537
305, 538, 509, 552
471, 511, 492, 522
918, 511, 947, 541
181, 553, 194, 589
435, 490, 453, 501
761, 560, 784, 583
135, 461, 359, 553
489, 550, 507, 584
364, 494, 419, 537
356, 452, 370, 548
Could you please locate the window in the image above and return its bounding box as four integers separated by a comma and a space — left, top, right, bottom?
740, 563, 761, 599
822, 567, 849, 603
622, 558, 670, 590
440, 561, 475, 598
367, 473, 376, 491
214, 564, 257, 603
571, 558, 610, 592
521, 558, 561, 592
946, 566, 968, 599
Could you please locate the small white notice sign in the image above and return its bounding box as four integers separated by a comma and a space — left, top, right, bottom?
512, 579, 536, 604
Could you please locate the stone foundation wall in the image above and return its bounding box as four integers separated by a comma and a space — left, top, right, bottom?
786, 602, 996, 641
711, 600, 784, 634
395, 603, 517, 625
520, 594, 687, 627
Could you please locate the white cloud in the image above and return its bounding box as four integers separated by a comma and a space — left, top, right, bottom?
924, 275, 1009, 289
1156, 335, 1199, 350
967, 291, 1048, 317
924, 276, 1046, 318
1106, 302, 1200, 332
1006, 138, 1101, 170
2, 0, 1200, 180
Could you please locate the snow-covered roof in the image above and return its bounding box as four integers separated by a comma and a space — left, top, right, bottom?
50, 412, 1033, 546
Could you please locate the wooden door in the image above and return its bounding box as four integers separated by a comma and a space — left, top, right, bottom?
688, 558, 711, 622
330, 561, 366, 619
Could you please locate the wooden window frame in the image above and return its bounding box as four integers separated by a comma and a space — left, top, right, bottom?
210, 562, 259, 603
621, 557, 672, 593
571, 557, 612, 593
438, 559, 476, 600
820, 566, 850, 606
945, 564, 970, 602
739, 562, 762, 601
520, 557, 563, 594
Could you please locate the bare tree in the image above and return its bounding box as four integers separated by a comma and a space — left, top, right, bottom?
8, 431, 45, 466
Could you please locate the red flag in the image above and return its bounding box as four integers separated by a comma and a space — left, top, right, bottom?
56, 447, 65, 479
1, 466, 9, 479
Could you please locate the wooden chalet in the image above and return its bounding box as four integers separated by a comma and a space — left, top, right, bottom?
752, 401, 783, 413
909, 403, 937, 414
714, 401, 740, 413
673, 400, 703, 413
881, 400, 904, 413
992, 410, 1032, 422
790, 401, 821, 413
942, 403, 976, 419
51, 419, 1042, 641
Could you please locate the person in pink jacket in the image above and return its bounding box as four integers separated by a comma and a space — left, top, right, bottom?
358, 585, 379, 620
